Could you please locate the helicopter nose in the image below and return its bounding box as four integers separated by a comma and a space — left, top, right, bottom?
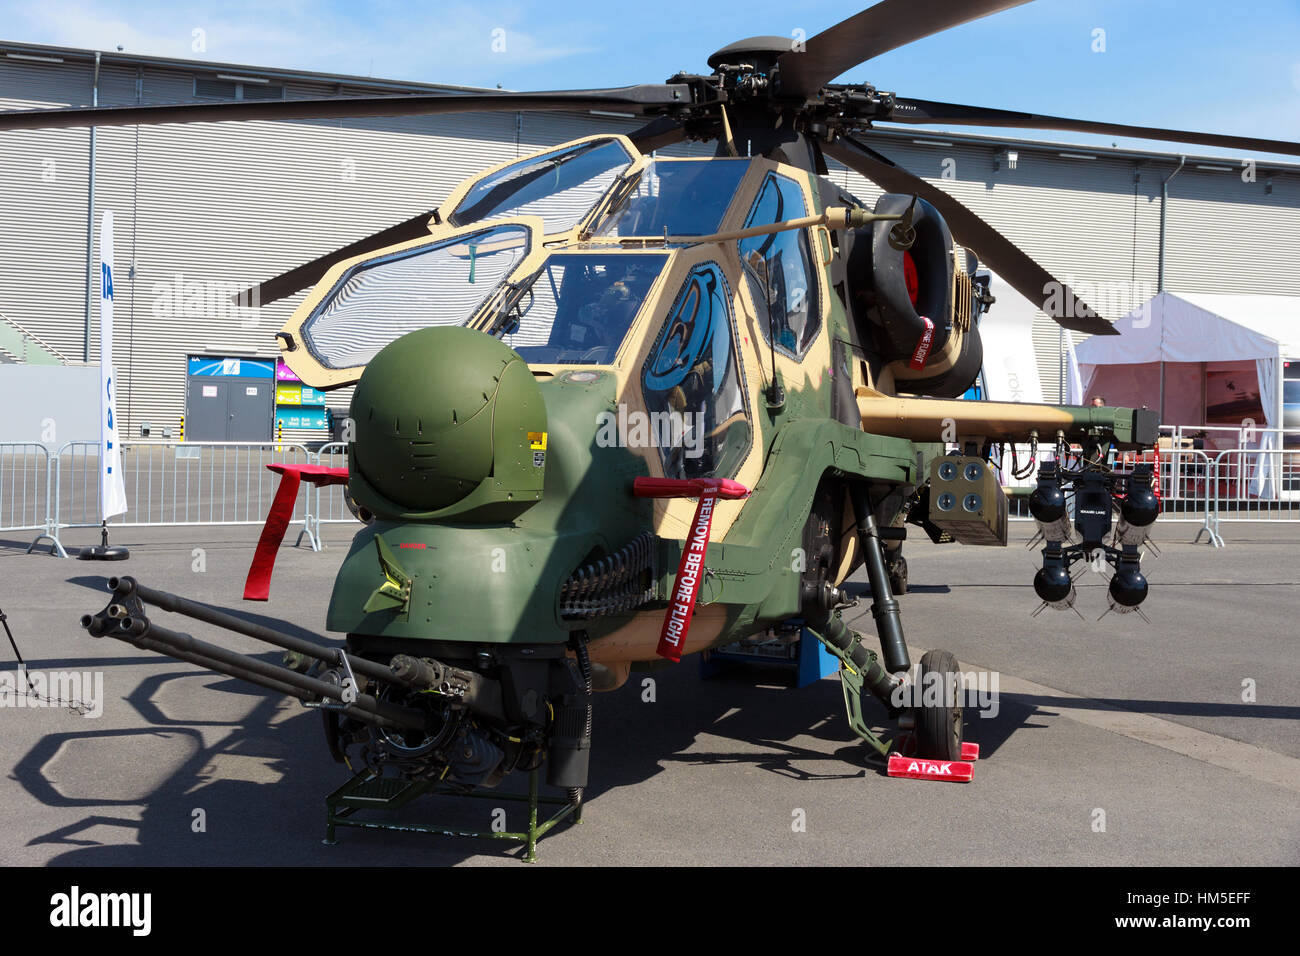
347, 326, 547, 520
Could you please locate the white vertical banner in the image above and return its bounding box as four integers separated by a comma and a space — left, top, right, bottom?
99, 210, 128, 520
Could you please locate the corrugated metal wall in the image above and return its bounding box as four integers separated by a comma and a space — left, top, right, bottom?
0, 53, 649, 441
2, 51, 1297, 437
0, 56, 97, 369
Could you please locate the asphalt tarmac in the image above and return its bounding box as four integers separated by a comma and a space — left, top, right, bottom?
1, 517, 1296, 866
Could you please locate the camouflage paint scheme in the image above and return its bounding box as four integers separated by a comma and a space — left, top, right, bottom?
278, 134, 1151, 677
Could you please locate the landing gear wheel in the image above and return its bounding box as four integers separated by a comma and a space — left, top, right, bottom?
888, 554, 908, 595
914, 649, 962, 760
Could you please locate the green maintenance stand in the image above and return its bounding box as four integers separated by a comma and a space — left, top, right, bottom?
323, 767, 583, 863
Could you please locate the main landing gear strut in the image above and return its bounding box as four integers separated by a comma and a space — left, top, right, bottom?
806, 487, 970, 776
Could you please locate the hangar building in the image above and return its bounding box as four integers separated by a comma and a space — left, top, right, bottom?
1, 41, 1297, 443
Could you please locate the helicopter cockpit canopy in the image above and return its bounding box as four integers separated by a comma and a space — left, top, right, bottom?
277, 134, 788, 389
448, 137, 636, 234
498, 252, 667, 365
595, 158, 748, 238
295, 222, 532, 372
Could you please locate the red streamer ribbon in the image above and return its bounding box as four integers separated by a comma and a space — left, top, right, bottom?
243, 463, 349, 601
632, 476, 750, 661
909, 315, 935, 370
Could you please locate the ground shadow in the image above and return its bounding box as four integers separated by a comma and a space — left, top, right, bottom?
13, 635, 1254, 865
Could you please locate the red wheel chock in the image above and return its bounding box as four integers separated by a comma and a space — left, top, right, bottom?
886, 736, 979, 782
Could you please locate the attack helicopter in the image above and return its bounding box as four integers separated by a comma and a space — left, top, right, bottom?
6, 0, 1296, 857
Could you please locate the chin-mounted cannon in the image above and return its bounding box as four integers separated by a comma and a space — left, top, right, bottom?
82, 577, 592, 792
1027, 460, 1159, 620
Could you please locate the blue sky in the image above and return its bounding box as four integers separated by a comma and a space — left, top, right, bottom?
2, 0, 1298, 159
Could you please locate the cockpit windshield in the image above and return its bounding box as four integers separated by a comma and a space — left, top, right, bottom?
495, 253, 667, 365
300, 223, 530, 370
595, 159, 749, 238
449, 138, 635, 234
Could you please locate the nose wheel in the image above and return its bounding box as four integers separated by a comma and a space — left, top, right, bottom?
913, 648, 963, 761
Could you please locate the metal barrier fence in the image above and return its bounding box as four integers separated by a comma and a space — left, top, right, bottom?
6, 429, 1299, 556
1152, 449, 1222, 547
1205, 447, 1300, 536
314, 441, 353, 523
0, 442, 62, 554
27, 440, 317, 556
294, 441, 357, 552
999, 441, 1300, 547
1164, 423, 1290, 452
1003, 446, 1220, 542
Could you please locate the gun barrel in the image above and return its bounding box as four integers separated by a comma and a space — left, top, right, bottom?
84, 579, 430, 732
106, 576, 401, 686
132, 631, 334, 704
856, 391, 1158, 447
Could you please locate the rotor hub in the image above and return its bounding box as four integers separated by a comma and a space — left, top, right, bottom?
706, 36, 793, 75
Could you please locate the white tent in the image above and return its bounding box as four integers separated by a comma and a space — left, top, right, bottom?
1076, 291, 1300, 498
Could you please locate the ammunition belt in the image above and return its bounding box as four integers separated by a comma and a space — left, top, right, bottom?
560, 532, 656, 620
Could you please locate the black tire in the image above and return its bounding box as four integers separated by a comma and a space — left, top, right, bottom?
914, 649, 963, 760
888, 554, 908, 595
867, 194, 955, 360
894, 321, 984, 399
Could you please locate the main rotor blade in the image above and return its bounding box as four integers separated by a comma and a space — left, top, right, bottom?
238, 211, 433, 307
890, 97, 1300, 157
0, 85, 691, 131
627, 115, 688, 153
822, 134, 1118, 335
778, 0, 1032, 99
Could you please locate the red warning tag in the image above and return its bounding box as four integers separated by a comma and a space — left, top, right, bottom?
632, 477, 750, 662
656, 490, 716, 662
887, 755, 974, 782
909, 316, 935, 370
